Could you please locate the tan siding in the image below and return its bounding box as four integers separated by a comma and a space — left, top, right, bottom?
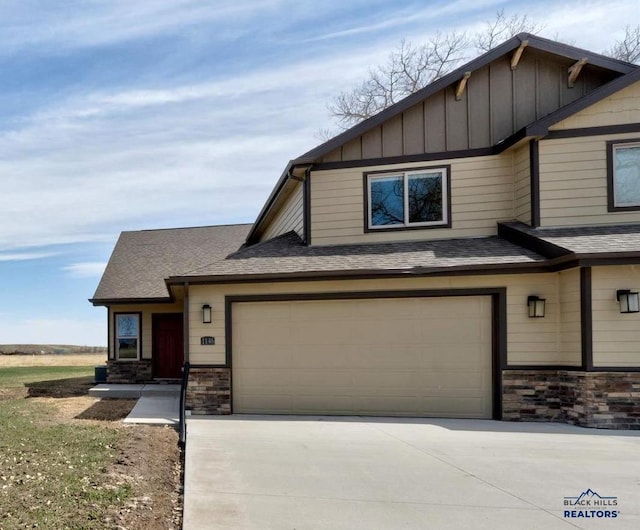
109, 301, 183, 361
513, 143, 531, 224
310, 154, 515, 245
261, 181, 304, 241
551, 79, 640, 130
189, 273, 563, 366
592, 266, 640, 367
558, 269, 581, 365
539, 132, 640, 227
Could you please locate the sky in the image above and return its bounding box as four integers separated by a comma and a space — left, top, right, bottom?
0, 0, 637, 346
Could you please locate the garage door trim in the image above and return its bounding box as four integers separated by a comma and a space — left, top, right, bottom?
225, 288, 507, 419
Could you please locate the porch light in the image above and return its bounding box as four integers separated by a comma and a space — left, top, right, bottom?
202, 304, 212, 323
616, 290, 640, 314
527, 296, 546, 318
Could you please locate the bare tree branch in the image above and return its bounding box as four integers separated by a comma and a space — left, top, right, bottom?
605, 25, 640, 63
474, 9, 544, 52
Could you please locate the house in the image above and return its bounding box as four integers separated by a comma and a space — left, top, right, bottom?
91, 34, 640, 429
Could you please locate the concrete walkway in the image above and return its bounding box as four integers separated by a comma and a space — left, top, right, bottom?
183, 416, 640, 530
89, 384, 180, 425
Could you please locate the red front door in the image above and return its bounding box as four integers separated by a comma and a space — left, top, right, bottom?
152, 313, 184, 379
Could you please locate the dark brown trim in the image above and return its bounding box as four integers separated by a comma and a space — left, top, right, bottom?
303, 169, 312, 245
581, 267, 593, 371
545, 122, 640, 140
113, 311, 143, 361
363, 165, 452, 233
186, 364, 229, 369
226, 288, 506, 420
317, 148, 494, 171
90, 297, 173, 307
607, 138, 640, 212
497, 222, 569, 258
107, 307, 114, 360
493, 290, 507, 420
183, 282, 189, 364
587, 366, 640, 372
503, 365, 584, 371
529, 140, 540, 228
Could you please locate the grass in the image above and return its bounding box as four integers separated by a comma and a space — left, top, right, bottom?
0, 353, 106, 368
0, 365, 133, 529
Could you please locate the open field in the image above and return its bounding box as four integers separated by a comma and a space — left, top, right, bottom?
0, 353, 106, 367
0, 364, 182, 529
0, 344, 106, 355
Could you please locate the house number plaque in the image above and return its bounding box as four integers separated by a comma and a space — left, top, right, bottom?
200, 336, 215, 345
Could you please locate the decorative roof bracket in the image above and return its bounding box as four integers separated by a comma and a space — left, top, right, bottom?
455, 72, 471, 101
510, 40, 528, 70
568, 58, 588, 88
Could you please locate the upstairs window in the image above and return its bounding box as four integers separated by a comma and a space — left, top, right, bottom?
366, 167, 450, 230
115, 313, 141, 360
608, 140, 640, 211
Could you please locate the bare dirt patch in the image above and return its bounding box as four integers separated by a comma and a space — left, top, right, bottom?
0, 369, 183, 529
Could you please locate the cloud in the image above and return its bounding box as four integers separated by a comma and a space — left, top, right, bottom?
0, 251, 58, 262
62, 262, 108, 278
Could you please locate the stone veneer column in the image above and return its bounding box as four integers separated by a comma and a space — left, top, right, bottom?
502, 370, 640, 430
185, 367, 231, 415
106, 360, 152, 383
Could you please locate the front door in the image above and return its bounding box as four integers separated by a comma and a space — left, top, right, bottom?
152, 313, 184, 379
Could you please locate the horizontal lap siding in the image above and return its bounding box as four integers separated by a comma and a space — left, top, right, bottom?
592, 266, 640, 367
260, 182, 304, 241
514, 143, 531, 224
539, 133, 640, 227
189, 273, 562, 366
310, 154, 514, 245
550, 80, 640, 130
559, 269, 581, 365
109, 301, 184, 360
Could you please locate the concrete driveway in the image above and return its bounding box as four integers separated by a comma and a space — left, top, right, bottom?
183, 416, 640, 529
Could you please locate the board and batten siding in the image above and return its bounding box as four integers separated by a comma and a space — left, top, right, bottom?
550, 79, 640, 130
538, 132, 640, 227
109, 301, 183, 360
260, 181, 304, 241
513, 142, 531, 225
592, 265, 640, 367
310, 154, 515, 245
320, 51, 615, 164
188, 273, 569, 366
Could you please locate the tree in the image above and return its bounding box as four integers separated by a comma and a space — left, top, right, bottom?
605, 25, 640, 64
326, 11, 640, 132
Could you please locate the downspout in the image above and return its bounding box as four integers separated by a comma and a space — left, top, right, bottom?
183, 281, 189, 364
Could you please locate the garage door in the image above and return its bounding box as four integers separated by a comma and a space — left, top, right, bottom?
232, 296, 493, 418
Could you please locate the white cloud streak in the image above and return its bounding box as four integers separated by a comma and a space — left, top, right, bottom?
62, 262, 108, 278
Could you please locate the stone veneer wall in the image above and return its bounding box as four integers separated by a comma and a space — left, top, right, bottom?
185, 367, 231, 415
503, 370, 640, 430
106, 360, 152, 383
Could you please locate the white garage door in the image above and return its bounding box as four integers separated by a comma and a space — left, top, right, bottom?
232, 296, 493, 418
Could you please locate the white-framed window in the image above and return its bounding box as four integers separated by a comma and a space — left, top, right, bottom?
366, 167, 449, 229
114, 313, 141, 360
608, 140, 640, 210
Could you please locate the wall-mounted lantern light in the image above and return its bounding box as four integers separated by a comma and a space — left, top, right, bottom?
616, 290, 640, 314
527, 296, 546, 318
202, 304, 212, 323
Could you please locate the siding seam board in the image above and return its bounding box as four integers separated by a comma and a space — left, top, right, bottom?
581, 267, 593, 370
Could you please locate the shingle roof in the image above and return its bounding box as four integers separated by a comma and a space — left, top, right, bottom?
173, 231, 547, 281
91, 224, 251, 302
500, 222, 640, 255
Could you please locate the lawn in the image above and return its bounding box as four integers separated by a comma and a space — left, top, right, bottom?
0, 362, 182, 529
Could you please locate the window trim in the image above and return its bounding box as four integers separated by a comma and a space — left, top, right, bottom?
363, 165, 452, 232
607, 138, 640, 212
113, 312, 142, 361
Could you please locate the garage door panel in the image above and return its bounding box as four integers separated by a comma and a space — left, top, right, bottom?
232, 296, 493, 418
